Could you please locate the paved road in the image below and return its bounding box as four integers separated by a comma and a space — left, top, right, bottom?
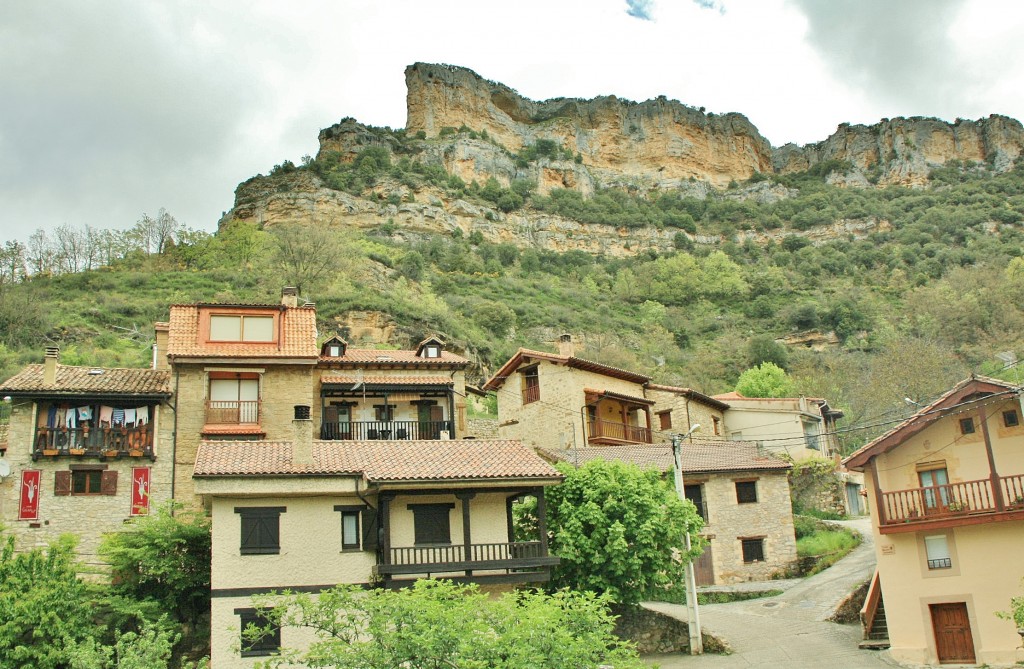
643, 517, 898, 668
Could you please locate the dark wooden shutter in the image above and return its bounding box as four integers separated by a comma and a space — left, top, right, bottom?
101, 470, 118, 496
362, 507, 379, 551
54, 470, 71, 496
236, 507, 285, 554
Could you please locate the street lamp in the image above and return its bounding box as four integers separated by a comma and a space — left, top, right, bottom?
671, 424, 703, 655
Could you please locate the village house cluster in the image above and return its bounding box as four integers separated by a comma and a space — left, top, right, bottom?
2, 288, 1017, 666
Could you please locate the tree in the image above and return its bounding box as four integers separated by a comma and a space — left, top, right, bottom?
735, 362, 797, 398
747, 335, 789, 370
0, 534, 92, 668
270, 222, 352, 295
544, 459, 703, 607
99, 503, 212, 630
249, 579, 644, 669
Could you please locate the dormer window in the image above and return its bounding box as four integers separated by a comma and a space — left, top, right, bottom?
328, 344, 342, 357
423, 345, 440, 359
416, 336, 445, 359
209, 314, 274, 343
320, 337, 348, 358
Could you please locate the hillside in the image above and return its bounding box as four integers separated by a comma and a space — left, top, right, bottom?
3, 63, 1024, 453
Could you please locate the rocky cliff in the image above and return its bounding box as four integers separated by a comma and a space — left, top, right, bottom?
223, 63, 1024, 254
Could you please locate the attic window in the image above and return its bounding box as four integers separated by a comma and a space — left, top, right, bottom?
422, 345, 441, 359
327, 344, 342, 357
209, 314, 275, 343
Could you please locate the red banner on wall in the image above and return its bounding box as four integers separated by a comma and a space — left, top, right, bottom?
130, 467, 151, 516
19, 470, 41, 520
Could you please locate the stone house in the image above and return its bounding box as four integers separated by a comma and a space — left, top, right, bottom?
844, 376, 1024, 666
0, 347, 173, 568
541, 442, 797, 584
482, 335, 729, 449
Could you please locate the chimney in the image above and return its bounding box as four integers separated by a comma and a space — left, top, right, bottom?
557, 333, 575, 358
43, 347, 59, 386
281, 287, 299, 308
292, 405, 314, 466
153, 322, 169, 370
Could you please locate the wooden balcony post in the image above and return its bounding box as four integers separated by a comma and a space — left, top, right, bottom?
456, 491, 475, 575
869, 459, 886, 525
379, 494, 393, 566
979, 407, 1005, 511
535, 487, 549, 555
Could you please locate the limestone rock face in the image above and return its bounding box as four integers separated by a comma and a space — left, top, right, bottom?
405, 63, 774, 188
774, 115, 1024, 185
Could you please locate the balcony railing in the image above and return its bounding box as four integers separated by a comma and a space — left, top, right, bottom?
880, 475, 1024, 526
205, 400, 260, 424
375, 541, 559, 576
320, 420, 454, 440
34, 425, 154, 457
522, 385, 540, 404
588, 418, 652, 444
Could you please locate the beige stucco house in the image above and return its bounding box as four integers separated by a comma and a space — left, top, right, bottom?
0, 348, 173, 568
541, 441, 797, 584
195, 432, 562, 668
844, 376, 1024, 666
712, 392, 844, 460
482, 335, 730, 449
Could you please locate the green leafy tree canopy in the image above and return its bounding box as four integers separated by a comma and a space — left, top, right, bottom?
735, 362, 797, 398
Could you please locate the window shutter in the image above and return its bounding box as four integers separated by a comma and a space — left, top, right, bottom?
54, 470, 71, 496
101, 470, 118, 496
362, 507, 379, 551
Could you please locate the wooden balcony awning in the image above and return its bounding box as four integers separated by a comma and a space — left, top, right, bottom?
584, 388, 655, 407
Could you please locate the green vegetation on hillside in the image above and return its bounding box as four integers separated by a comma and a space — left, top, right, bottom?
4, 155, 1024, 453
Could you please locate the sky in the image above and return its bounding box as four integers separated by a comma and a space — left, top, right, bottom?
2, 0, 1024, 241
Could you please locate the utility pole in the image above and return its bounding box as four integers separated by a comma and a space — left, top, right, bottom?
671, 426, 703, 655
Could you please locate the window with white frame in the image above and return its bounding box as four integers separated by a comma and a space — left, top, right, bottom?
925, 535, 952, 570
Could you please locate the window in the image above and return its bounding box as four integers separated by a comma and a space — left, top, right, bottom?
334, 506, 362, 550
408, 503, 454, 545
209, 377, 260, 423
235, 608, 280, 657
919, 467, 949, 510
741, 538, 765, 563
210, 314, 275, 342
803, 420, 821, 450
735, 480, 758, 504
925, 535, 952, 570
521, 367, 540, 404
422, 345, 440, 358
235, 507, 286, 555
327, 343, 342, 357
712, 416, 721, 436
374, 404, 395, 422
684, 483, 708, 522
658, 411, 672, 430
1004, 410, 1020, 428
55, 468, 116, 496
959, 417, 975, 435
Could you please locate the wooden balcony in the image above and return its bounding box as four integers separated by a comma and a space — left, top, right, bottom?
522, 385, 540, 405
588, 418, 652, 444
205, 400, 260, 424
320, 420, 454, 440
374, 541, 559, 577
878, 474, 1024, 533
34, 425, 154, 459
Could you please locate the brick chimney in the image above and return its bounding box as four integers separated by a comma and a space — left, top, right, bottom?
557, 333, 575, 358
153, 322, 169, 370
43, 347, 59, 386
281, 287, 299, 308
292, 405, 314, 466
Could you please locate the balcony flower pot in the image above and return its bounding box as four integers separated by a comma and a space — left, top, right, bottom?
42, 448, 59, 457
69, 448, 86, 456
102, 449, 120, 458
128, 449, 144, 457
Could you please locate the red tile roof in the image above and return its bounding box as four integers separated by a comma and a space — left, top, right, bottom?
166, 304, 318, 359
646, 383, 731, 410
320, 348, 468, 366
320, 376, 454, 386
194, 439, 563, 483
0, 364, 172, 397
539, 440, 791, 475
483, 348, 649, 390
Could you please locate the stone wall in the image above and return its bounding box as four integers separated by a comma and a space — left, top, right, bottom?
466, 417, 499, 439
615, 606, 729, 655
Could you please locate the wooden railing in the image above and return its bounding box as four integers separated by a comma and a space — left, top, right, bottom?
861, 569, 882, 640
320, 420, 453, 440
377, 541, 557, 576
588, 418, 652, 444
880, 474, 1024, 526
522, 385, 540, 404
34, 425, 154, 457
205, 400, 260, 424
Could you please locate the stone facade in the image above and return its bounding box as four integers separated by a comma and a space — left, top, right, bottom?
692, 469, 797, 583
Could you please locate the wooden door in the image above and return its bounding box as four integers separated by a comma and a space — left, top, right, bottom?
930, 602, 975, 664
693, 542, 715, 586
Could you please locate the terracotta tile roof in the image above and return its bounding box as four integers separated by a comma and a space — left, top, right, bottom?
166, 304, 318, 359
584, 388, 655, 406
194, 439, 563, 482
201, 424, 266, 435
483, 348, 649, 390
646, 384, 731, 410
539, 440, 791, 475
320, 376, 454, 386
0, 364, 172, 397
321, 348, 468, 366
